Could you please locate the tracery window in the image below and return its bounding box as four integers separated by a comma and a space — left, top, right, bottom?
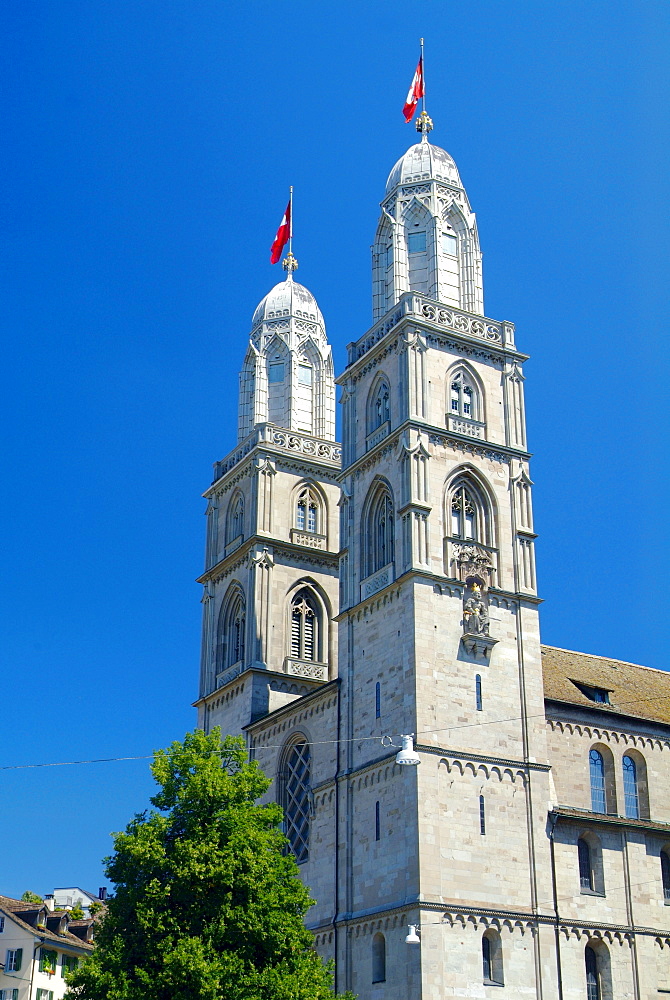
661, 850, 670, 901
227, 492, 244, 543
281, 738, 311, 863
290, 588, 319, 662
450, 483, 478, 540
217, 587, 246, 673
366, 487, 394, 576
370, 380, 390, 431
589, 749, 606, 814
622, 755, 640, 819
296, 487, 319, 534
450, 371, 476, 418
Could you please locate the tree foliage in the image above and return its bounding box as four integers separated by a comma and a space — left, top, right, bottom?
21, 890, 43, 904
69, 903, 85, 920
65, 729, 353, 1000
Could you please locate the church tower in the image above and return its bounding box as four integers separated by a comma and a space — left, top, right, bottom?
195, 259, 341, 737
333, 115, 556, 997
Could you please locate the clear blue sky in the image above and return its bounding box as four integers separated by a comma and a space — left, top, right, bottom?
1, 1, 668, 898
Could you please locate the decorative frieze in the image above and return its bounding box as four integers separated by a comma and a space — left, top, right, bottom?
284, 657, 328, 681
360, 562, 394, 601
366, 421, 390, 451
447, 414, 485, 439
290, 529, 326, 550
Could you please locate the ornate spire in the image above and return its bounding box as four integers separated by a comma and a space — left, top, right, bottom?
282, 251, 299, 276
416, 109, 433, 138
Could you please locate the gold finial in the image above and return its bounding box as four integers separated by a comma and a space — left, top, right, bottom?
282, 251, 298, 274
416, 108, 433, 136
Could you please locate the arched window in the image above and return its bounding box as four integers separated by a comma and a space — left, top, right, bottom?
578, 838, 593, 891
450, 370, 478, 420
290, 588, 320, 662
226, 491, 244, 545
589, 749, 606, 814
482, 930, 503, 985
661, 850, 670, 901
372, 932, 386, 983
450, 481, 480, 541
369, 379, 390, 432
216, 587, 246, 673
296, 486, 319, 534
585, 945, 599, 1000
365, 485, 395, 577
622, 754, 639, 818
281, 738, 311, 863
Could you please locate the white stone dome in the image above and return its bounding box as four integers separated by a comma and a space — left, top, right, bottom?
385, 140, 461, 194
251, 277, 324, 331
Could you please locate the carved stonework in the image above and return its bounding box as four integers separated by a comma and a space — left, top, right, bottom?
454, 543, 495, 586
461, 579, 498, 659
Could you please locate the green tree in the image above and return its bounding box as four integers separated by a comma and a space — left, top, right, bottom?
65, 729, 354, 1000
68, 903, 85, 920
21, 890, 43, 904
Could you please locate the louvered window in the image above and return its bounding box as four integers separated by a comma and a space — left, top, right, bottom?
290, 589, 319, 661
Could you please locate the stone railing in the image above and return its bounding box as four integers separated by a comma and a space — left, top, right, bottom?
360, 562, 394, 601
446, 415, 486, 440
290, 529, 327, 550
366, 421, 390, 452
346, 292, 514, 366
284, 658, 328, 681
215, 661, 243, 689
212, 425, 341, 482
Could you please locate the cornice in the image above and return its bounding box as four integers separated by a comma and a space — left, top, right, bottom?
551, 806, 670, 837
198, 534, 339, 584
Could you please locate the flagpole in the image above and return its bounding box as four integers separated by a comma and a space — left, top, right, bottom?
289, 185, 293, 257
420, 38, 425, 114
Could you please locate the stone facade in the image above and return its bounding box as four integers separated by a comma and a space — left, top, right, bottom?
193, 132, 670, 999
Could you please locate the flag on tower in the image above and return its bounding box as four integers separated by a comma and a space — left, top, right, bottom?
402, 54, 425, 123
270, 199, 291, 264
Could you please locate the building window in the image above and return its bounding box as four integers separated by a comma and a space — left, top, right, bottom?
574, 681, 610, 704
442, 232, 458, 255
589, 749, 606, 814
585, 945, 600, 1000
290, 589, 320, 661
365, 486, 395, 576
375, 681, 381, 719
297, 364, 313, 386
385, 244, 393, 269
482, 931, 503, 985
450, 371, 477, 419
227, 492, 244, 544
39, 949, 58, 975
372, 932, 386, 983
622, 755, 640, 819
475, 674, 483, 711
281, 738, 311, 863
375, 801, 380, 842
36, 991, 54, 1000
5, 949, 22, 972
296, 487, 319, 534
451, 483, 478, 540
268, 362, 285, 383
661, 850, 670, 901
62, 955, 79, 976
578, 838, 593, 890
0, 917, 4, 932
479, 795, 486, 835
217, 587, 246, 673
408, 230, 426, 253
369, 379, 390, 432
0, 989, 19, 1000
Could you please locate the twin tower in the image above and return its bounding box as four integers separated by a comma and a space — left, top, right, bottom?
195, 127, 546, 999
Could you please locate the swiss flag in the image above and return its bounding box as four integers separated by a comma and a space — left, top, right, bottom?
270, 200, 291, 264
403, 55, 425, 123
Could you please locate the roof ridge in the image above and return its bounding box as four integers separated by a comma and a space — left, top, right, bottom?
540, 644, 668, 677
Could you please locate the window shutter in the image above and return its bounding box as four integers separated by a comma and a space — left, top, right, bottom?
291, 611, 301, 658
303, 611, 314, 661
13, 989, 19, 1000
49, 993, 54, 1000
15, 949, 22, 971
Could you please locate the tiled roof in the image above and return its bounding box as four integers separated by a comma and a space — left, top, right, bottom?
541, 645, 670, 727
0, 895, 94, 951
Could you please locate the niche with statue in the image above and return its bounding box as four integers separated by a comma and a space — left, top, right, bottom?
461, 577, 498, 658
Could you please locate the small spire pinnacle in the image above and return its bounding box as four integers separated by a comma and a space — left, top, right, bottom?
416, 109, 433, 138
282, 250, 298, 276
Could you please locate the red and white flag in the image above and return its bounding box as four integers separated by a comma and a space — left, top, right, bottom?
402, 55, 425, 123
270, 199, 291, 264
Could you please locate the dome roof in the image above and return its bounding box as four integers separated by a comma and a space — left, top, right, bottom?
251, 277, 324, 330
385, 140, 461, 194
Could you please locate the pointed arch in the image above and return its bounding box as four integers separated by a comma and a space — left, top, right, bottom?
216, 582, 246, 674
367, 372, 392, 434
225, 489, 245, 546
445, 359, 486, 426
291, 479, 327, 539
444, 467, 496, 548
362, 478, 395, 579
285, 579, 330, 666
